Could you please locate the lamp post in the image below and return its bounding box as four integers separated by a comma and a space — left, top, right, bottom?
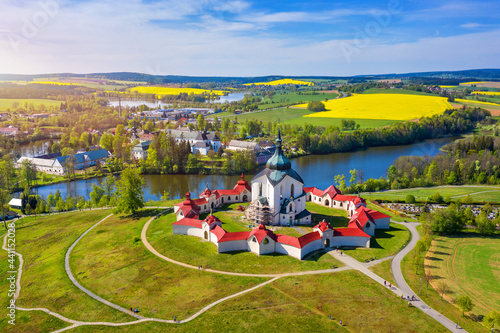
419, 278, 422, 296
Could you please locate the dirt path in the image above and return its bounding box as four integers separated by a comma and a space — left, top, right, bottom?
2, 211, 466, 332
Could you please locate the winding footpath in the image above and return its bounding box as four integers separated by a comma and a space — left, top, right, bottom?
2, 211, 465, 332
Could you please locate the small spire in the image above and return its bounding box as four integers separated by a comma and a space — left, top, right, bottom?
186, 191, 191, 199
241, 173, 244, 180
206, 183, 209, 189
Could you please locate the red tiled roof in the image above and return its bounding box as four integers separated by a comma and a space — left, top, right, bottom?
233, 173, 251, 192
304, 187, 323, 196
217, 189, 241, 196
192, 198, 208, 205
200, 187, 212, 197
322, 184, 341, 198
348, 208, 375, 229
365, 209, 390, 220
334, 194, 359, 202
174, 191, 200, 217
210, 225, 227, 241
313, 220, 333, 232
203, 214, 221, 225
218, 230, 251, 243
172, 218, 202, 228
248, 223, 275, 243
333, 227, 371, 237
276, 231, 322, 248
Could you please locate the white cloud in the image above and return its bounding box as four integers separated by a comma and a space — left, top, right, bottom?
460, 22, 486, 29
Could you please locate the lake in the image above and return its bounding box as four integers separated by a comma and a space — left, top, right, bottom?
108, 92, 246, 109
30, 136, 457, 201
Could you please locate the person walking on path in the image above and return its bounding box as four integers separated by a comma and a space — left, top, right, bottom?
384, 280, 386, 286
340, 320, 342, 326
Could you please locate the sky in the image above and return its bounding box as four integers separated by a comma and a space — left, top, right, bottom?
0, 0, 499, 76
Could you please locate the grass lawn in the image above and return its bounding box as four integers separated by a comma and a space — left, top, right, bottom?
0, 210, 134, 327
402, 235, 488, 332
343, 223, 411, 262
147, 211, 343, 274
68, 270, 445, 333
144, 198, 183, 207
259, 91, 339, 108
369, 259, 397, 287
71, 210, 266, 320
360, 185, 500, 204
0, 98, 61, 112
306, 202, 350, 227
425, 235, 500, 318
365, 202, 417, 222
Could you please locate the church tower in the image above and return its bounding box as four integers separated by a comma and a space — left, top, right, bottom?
248, 129, 311, 226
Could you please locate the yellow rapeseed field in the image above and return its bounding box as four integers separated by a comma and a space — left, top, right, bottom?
298, 93, 452, 120
471, 91, 500, 96
460, 81, 488, 85
455, 98, 500, 106
244, 79, 314, 86
30, 81, 75, 86
128, 86, 228, 96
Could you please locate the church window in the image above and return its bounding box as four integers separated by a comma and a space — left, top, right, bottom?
252, 237, 257, 243
289, 204, 293, 212
263, 238, 269, 244
259, 183, 262, 196
280, 185, 282, 195
228, 196, 231, 201
291, 184, 294, 197
236, 196, 238, 200
366, 222, 370, 228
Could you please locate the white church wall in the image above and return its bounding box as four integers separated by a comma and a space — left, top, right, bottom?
172, 224, 191, 235
374, 217, 390, 229
300, 239, 323, 259
248, 236, 260, 254
364, 223, 376, 236
275, 242, 301, 260
259, 236, 276, 255
330, 236, 370, 248
187, 227, 203, 238
218, 240, 248, 253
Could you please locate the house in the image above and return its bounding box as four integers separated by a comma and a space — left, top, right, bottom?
258, 140, 276, 151
304, 185, 366, 216
16, 149, 110, 175
8, 198, 22, 209
139, 133, 155, 143
227, 140, 259, 151
169, 129, 221, 155
132, 141, 151, 160
0, 127, 20, 136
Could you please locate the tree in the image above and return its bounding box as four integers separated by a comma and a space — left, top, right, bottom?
405, 194, 416, 204
436, 281, 448, 300
56, 197, 66, 212
100, 132, 114, 151
476, 212, 496, 235
197, 114, 205, 131
21, 159, 37, 188
455, 295, 474, 316
307, 101, 326, 112
89, 185, 105, 207
484, 311, 500, 330
114, 167, 145, 215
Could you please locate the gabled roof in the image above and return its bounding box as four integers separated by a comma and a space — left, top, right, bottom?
304, 187, 323, 196
251, 167, 304, 186
348, 208, 375, 229
203, 214, 221, 225
193, 141, 209, 148
365, 208, 390, 220
314, 220, 333, 232
322, 185, 341, 199
211, 225, 227, 241
248, 223, 275, 243
228, 140, 258, 149
174, 191, 200, 218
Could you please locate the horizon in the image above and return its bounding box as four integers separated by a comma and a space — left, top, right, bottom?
1, 0, 499, 77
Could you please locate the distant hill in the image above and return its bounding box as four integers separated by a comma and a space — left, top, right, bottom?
1, 69, 499, 84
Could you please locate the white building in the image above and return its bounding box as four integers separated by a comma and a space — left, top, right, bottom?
131, 141, 151, 160
248, 130, 311, 226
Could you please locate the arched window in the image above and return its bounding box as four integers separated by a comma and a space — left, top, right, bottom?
291, 184, 294, 197
280, 185, 282, 196
289, 204, 293, 212
259, 182, 262, 196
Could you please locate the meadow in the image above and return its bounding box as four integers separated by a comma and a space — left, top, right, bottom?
360, 186, 500, 204
425, 235, 500, 318
244, 78, 314, 86
220, 107, 397, 129
258, 91, 338, 109
0, 98, 61, 112
128, 86, 228, 96
299, 94, 452, 121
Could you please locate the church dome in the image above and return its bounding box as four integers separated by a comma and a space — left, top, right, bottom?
266, 129, 291, 170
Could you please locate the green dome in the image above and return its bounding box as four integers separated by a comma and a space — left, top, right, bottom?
266, 129, 291, 170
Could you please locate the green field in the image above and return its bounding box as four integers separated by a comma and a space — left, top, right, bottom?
0, 98, 61, 112
360, 186, 500, 204
147, 211, 343, 274
402, 234, 491, 332
258, 91, 338, 109
362, 88, 434, 96
71, 210, 266, 320
224, 107, 397, 129
0, 210, 134, 333
426, 235, 500, 318
65, 271, 442, 333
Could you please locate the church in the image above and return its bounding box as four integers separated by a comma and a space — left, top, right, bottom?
246, 129, 311, 226
171, 131, 392, 260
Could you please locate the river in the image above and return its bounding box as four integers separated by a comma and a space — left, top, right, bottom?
29, 136, 456, 201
